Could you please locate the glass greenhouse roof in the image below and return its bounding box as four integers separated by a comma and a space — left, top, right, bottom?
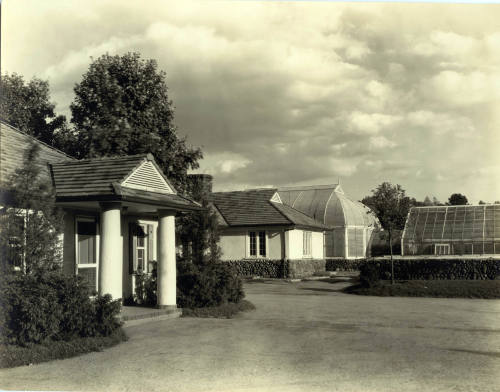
403, 205, 500, 242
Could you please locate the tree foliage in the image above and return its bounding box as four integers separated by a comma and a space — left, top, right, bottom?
70, 52, 202, 190
0, 144, 63, 274
448, 193, 468, 206
362, 182, 412, 283
0, 73, 67, 147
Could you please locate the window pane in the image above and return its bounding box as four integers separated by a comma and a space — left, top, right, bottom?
249, 232, 256, 256
78, 267, 97, 292
137, 249, 144, 270
77, 221, 96, 264
259, 231, 266, 256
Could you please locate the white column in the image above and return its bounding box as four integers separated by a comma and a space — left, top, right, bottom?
99, 202, 123, 299
157, 209, 177, 309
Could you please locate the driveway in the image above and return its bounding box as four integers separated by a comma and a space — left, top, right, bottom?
1, 278, 500, 392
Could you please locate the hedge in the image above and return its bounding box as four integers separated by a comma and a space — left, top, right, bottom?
222, 259, 328, 279
326, 259, 366, 272
223, 259, 287, 278
365, 258, 500, 280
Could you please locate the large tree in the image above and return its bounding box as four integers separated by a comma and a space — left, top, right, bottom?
448, 193, 468, 206
0, 73, 67, 147
70, 52, 202, 189
362, 182, 412, 284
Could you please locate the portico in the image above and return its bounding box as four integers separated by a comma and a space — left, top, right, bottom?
49, 154, 202, 306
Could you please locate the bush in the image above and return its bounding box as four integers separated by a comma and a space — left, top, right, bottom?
224, 259, 287, 278
326, 259, 365, 272
177, 262, 244, 308
363, 258, 500, 280
359, 263, 382, 287
0, 271, 122, 347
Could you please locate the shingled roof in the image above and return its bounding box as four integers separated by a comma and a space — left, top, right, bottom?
51, 154, 201, 211
0, 120, 74, 189
211, 189, 329, 230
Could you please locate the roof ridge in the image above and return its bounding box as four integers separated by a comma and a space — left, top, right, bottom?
0, 118, 76, 160
52, 153, 149, 165
268, 200, 294, 225
278, 184, 339, 191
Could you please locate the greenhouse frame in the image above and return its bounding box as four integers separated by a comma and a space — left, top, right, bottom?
277, 184, 379, 259
401, 204, 500, 256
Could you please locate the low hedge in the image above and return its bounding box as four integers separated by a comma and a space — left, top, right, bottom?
326, 259, 366, 272
363, 258, 500, 281
223, 259, 287, 278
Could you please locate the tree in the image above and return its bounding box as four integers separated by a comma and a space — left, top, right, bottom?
448, 193, 468, 206
362, 182, 411, 284
178, 175, 220, 265
423, 196, 433, 206
0, 143, 63, 274
70, 52, 202, 190
0, 73, 67, 147
478, 200, 486, 205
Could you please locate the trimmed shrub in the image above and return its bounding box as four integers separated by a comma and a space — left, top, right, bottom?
287, 259, 326, 278
177, 262, 244, 308
359, 263, 382, 287
223, 259, 286, 278
361, 258, 500, 281
326, 259, 365, 272
0, 271, 122, 347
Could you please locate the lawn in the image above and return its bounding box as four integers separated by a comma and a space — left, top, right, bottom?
344, 279, 500, 299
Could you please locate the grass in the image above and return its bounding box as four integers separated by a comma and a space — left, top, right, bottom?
181, 300, 256, 318
344, 280, 500, 299
0, 328, 128, 369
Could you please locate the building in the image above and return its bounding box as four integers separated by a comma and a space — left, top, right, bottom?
277, 185, 378, 259
401, 205, 500, 256
212, 189, 329, 262
0, 120, 201, 307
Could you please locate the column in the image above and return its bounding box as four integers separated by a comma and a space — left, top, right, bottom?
98, 202, 123, 299
157, 209, 177, 309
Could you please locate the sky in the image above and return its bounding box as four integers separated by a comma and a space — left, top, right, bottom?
2, 0, 500, 203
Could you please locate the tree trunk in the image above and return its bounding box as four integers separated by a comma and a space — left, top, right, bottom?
389, 230, 394, 285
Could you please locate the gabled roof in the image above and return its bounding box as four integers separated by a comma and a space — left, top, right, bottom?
0, 120, 74, 189
51, 154, 201, 211
211, 189, 329, 230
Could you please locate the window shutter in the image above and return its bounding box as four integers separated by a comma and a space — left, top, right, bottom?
129, 223, 138, 274
147, 224, 154, 262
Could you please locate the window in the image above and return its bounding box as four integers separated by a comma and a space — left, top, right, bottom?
303, 231, 312, 257
434, 244, 450, 256
76, 217, 98, 292
130, 223, 154, 273
248, 231, 266, 257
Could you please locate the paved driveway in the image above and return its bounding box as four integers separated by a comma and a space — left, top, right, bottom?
1, 278, 500, 392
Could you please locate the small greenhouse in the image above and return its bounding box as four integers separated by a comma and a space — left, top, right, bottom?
401, 205, 500, 256
277, 184, 378, 259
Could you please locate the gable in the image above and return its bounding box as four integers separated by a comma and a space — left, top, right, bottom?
121, 160, 174, 194
270, 191, 282, 204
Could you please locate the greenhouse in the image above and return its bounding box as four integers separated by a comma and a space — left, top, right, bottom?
277, 184, 378, 259
401, 205, 500, 256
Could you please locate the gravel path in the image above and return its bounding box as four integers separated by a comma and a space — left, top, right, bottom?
1, 278, 499, 391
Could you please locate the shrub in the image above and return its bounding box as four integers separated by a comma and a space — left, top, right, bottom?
177, 261, 244, 308
359, 263, 382, 287
0, 270, 122, 347
224, 259, 286, 278
326, 259, 365, 272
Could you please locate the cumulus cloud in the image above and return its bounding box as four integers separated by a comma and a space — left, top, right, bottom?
2, 0, 499, 203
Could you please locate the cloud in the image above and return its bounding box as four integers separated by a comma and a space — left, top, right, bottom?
2, 0, 500, 203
